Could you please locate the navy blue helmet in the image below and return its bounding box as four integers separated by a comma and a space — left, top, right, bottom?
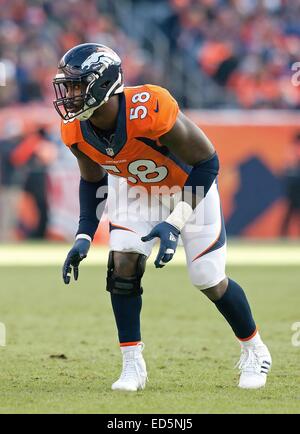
53, 43, 124, 121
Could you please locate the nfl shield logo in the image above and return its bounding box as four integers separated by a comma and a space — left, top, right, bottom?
106, 147, 115, 157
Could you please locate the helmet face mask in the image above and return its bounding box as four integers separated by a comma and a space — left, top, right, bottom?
53, 44, 124, 121
53, 77, 87, 120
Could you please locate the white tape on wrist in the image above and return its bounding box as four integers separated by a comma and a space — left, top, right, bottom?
165, 201, 193, 231
75, 234, 92, 243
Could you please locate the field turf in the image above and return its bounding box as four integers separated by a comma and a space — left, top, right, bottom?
0, 245, 299, 414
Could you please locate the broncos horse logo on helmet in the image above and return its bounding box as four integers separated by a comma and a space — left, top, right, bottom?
81, 51, 120, 71
53, 43, 124, 121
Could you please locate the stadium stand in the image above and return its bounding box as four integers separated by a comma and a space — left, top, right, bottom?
0, 0, 299, 109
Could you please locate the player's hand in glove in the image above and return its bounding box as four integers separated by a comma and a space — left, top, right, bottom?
141, 222, 180, 268
62, 238, 91, 284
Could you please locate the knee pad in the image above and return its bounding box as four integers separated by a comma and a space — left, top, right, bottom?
106, 251, 147, 296
188, 254, 225, 291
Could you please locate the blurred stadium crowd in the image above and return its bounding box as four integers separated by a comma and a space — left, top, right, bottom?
0, 0, 300, 241
168, 0, 300, 108
1, 0, 300, 109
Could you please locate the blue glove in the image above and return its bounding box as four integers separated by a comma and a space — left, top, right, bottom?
62, 239, 91, 284
141, 222, 180, 268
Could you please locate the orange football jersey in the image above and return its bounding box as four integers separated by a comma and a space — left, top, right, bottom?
61, 84, 192, 193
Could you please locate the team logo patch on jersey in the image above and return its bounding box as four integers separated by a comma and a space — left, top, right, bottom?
106, 147, 115, 157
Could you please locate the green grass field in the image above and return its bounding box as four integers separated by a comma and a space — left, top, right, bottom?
0, 244, 300, 414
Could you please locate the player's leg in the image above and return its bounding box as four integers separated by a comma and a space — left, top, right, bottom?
108, 251, 144, 346
107, 250, 148, 391
106, 176, 156, 391
181, 182, 271, 389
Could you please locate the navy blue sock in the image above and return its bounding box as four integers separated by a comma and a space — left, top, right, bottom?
214, 278, 256, 340
110, 293, 142, 344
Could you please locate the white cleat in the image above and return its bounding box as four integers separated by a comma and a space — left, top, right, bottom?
112, 342, 148, 392
237, 344, 272, 389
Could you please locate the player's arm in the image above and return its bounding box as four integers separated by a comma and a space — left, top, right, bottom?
142, 111, 219, 268
71, 145, 106, 182
159, 110, 215, 166
159, 109, 219, 215
160, 110, 218, 202
63, 145, 108, 284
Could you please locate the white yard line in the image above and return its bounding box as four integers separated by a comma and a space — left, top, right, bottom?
0, 244, 300, 266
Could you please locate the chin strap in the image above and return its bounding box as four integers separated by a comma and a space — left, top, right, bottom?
76, 107, 97, 121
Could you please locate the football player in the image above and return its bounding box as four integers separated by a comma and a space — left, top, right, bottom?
53, 43, 272, 391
